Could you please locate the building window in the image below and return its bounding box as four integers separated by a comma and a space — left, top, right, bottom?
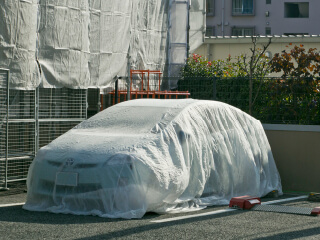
205, 26, 215, 36
232, 0, 254, 15
266, 0, 271, 4
265, 27, 271, 35
206, 0, 215, 16
284, 2, 309, 18
232, 27, 254, 36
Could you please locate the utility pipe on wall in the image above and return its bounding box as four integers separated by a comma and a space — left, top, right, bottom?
222, 0, 225, 36
203, 0, 206, 43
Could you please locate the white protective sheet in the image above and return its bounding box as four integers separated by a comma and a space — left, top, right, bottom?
0, 0, 205, 89
0, 0, 40, 89
23, 99, 282, 219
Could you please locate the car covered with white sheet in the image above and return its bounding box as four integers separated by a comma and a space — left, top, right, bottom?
23, 99, 282, 218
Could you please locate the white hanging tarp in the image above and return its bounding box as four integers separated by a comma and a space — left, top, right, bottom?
189, 0, 205, 52
38, 0, 132, 88
0, 0, 204, 89
23, 99, 282, 219
168, 0, 205, 84
0, 0, 40, 90
168, 0, 188, 78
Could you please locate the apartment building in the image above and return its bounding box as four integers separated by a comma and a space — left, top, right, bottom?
196, 35, 320, 63
206, 0, 319, 37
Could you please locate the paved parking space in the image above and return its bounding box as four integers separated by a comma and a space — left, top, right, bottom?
1, 192, 320, 240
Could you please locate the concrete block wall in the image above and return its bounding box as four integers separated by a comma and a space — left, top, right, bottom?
264, 124, 320, 193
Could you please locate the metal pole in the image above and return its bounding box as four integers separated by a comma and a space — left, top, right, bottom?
127, 54, 131, 101
97, 89, 101, 112
35, 87, 39, 152
85, 89, 88, 119
5, 69, 10, 190
203, 0, 206, 43
222, 0, 225, 37
115, 79, 119, 104
167, 0, 172, 78
187, 0, 190, 58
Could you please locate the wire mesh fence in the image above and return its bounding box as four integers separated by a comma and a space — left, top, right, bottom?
0, 70, 36, 189
38, 88, 87, 148
100, 76, 320, 125
0, 78, 89, 188
177, 76, 320, 125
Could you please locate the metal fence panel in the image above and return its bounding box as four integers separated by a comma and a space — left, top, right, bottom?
1, 70, 36, 189
0, 84, 88, 189
177, 76, 320, 125
39, 121, 83, 148
0, 69, 9, 189
38, 88, 87, 148
98, 76, 320, 125
6, 89, 36, 185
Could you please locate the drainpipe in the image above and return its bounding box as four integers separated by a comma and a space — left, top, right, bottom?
187, 0, 190, 58
207, 43, 211, 61
203, 0, 206, 42
222, 0, 225, 36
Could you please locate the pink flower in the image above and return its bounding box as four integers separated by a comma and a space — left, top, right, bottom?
192, 54, 201, 60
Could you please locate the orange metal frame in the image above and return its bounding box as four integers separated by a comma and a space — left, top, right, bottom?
130, 69, 162, 92
106, 69, 190, 106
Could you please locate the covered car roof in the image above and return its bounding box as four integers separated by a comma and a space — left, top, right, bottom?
23, 99, 282, 218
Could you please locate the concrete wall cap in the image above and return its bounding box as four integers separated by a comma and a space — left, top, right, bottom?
263, 124, 320, 132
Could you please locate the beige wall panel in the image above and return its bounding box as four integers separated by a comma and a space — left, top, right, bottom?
265, 129, 320, 192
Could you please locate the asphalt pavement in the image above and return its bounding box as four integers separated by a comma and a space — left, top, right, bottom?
1, 191, 320, 240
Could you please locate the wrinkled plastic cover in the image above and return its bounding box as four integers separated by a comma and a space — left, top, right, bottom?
24, 99, 282, 219
0, 0, 204, 89
0, 0, 40, 90
189, 0, 205, 52
168, 0, 205, 87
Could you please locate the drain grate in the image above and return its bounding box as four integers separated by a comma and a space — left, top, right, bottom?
252, 204, 313, 215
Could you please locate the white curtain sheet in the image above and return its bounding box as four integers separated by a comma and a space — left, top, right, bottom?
0, 0, 204, 90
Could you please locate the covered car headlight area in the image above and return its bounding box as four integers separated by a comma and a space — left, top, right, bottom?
25, 150, 148, 218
